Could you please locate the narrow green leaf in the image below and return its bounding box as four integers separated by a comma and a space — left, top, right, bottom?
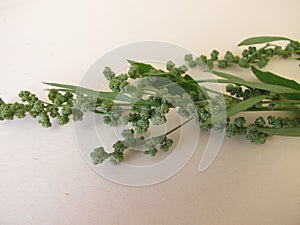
196, 79, 231, 84
152, 76, 199, 95
212, 70, 300, 94
220, 95, 267, 121
296, 57, 300, 60
246, 82, 300, 94
203, 95, 268, 125
281, 93, 300, 100
212, 70, 245, 83
182, 74, 201, 92
257, 127, 300, 136
251, 66, 300, 90
44, 82, 137, 103
251, 67, 300, 99
127, 60, 155, 74
90, 109, 105, 114
238, 36, 291, 46
43, 82, 78, 91
143, 71, 169, 77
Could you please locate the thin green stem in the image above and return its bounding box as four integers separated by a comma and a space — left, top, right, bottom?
130, 117, 194, 151
246, 43, 270, 63
245, 107, 300, 112
165, 117, 194, 136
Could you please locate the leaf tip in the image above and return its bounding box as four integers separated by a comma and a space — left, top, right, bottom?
127, 59, 135, 65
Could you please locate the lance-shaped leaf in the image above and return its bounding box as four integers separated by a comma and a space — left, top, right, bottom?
238, 36, 292, 46
251, 66, 300, 90
203, 95, 268, 125
251, 66, 300, 99
212, 70, 300, 94
257, 127, 300, 136
43, 82, 138, 103
127, 60, 155, 74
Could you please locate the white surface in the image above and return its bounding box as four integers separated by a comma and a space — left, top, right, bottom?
0, 0, 300, 224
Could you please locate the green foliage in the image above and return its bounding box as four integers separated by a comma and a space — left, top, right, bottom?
251, 66, 300, 91
185, 36, 300, 70
1, 35, 299, 165
90, 147, 110, 165
257, 127, 300, 136
237, 36, 292, 46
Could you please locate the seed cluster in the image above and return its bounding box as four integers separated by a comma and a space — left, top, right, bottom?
184, 40, 300, 69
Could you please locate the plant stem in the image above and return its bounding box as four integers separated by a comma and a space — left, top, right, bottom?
165, 117, 194, 136
245, 107, 300, 112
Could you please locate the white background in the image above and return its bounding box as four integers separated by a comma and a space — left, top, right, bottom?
0, 0, 300, 224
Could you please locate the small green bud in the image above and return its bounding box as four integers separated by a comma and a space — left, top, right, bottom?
144, 148, 158, 157
248, 46, 257, 54
198, 55, 208, 64
238, 58, 249, 68
61, 106, 72, 116
57, 115, 69, 126
103, 66, 115, 80
109, 152, 124, 165
166, 61, 175, 71
210, 50, 219, 61
218, 60, 228, 68
38, 112, 51, 128
179, 65, 188, 73
128, 66, 139, 79
161, 138, 173, 152
19, 90, 31, 102
206, 59, 214, 69
234, 117, 246, 127
54, 95, 65, 107
184, 54, 193, 62
48, 89, 59, 102
242, 49, 249, 57
257, 56, 269, 68
90, 147, 110, 165
101, 100, 113, 113
224, 51, 234, 62
255, 116, 266, 127
72, 108, 84, 121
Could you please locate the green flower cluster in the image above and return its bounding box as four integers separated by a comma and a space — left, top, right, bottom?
184, 40, 300, 69
143, 136, 173, 157
102, 103, 126, 127
2, 36, 299, 167
0, 89, 97, 128
103, 66, 129, 92
267, 116, 300, 128
226, 116, 300, 144
226, 116, 267, 144
90, 147, 110, 165
226, 84, 270, 100
103, 64, 195, 128
90, 128, 174, 165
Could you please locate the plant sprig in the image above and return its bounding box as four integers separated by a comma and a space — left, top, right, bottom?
0, 35, 299, 165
